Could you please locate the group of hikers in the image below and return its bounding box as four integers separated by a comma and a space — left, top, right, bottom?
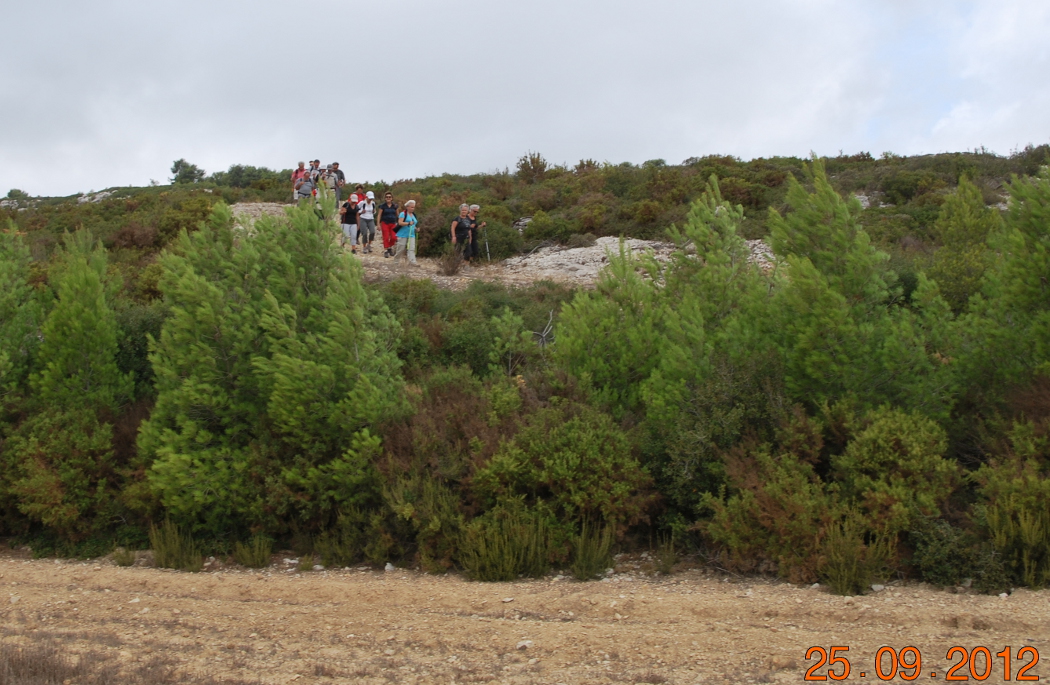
290, 160, 487, 267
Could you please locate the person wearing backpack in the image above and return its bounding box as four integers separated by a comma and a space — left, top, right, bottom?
291, 162, 307, 202
357, 191, 377, 254
340, 193, 361, 253
394, 200, 419, 267
330, 162, 346, 202
294, 172, 315, 202
378, 191, 400, 258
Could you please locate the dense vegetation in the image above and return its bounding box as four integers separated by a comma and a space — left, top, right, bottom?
2, 147, 1050, 594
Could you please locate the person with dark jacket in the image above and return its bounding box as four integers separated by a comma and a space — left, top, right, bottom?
378, 192, 400, 258
467, 204, 486, 262
450, 204, 472, 264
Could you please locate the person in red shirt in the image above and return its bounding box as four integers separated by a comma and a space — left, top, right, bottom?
290, 162, 307, 202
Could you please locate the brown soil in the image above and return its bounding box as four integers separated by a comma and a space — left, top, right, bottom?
2, 551, 1046, 684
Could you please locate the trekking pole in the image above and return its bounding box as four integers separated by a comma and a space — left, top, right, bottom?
484, 226, 491, 262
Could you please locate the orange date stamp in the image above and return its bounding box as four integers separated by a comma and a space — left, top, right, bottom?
804, 645, 1041, 681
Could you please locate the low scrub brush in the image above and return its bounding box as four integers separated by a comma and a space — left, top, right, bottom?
233, 535, 273, 569
112, 546, 136, 567
571, 521, 615, 581
149, 520, 203, 572
460, 506, 553, 581
437, 249, 464, 276
820, 519, 895, 595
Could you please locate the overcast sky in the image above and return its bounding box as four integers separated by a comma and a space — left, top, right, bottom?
3, 0, 1048, 197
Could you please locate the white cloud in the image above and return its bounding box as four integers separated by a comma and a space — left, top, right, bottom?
1, 0, 1047, 197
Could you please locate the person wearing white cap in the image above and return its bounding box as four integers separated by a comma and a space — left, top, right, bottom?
357, 190, 377, 254
394, 199, 420, 267
340, 193, 360, 253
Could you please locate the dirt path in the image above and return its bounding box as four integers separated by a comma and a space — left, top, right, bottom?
2, 551, 1046, 684
228, 203, 774, 292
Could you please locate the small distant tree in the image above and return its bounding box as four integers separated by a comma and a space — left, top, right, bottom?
5, 189, 29, 200
516, 152, 548, 184
170, 159, 205, 184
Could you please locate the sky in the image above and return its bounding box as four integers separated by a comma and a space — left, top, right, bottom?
2, 0, 1048, 197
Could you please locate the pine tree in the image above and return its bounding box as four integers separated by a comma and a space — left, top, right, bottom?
766, 159, 953, 417
140, 200, 405, 536
3, 232, 131, 539
926, 177, 1002, 312
0, 226, 41, 410
959, 166, 1050, 396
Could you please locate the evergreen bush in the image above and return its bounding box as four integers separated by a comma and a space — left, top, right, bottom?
139, 200, 405, 537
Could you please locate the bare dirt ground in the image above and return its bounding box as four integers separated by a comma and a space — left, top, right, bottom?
2, 548, 1046, 685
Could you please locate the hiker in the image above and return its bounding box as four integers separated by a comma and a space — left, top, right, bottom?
294, 171, 315, 202
340, 193, 360, 252
467, 204, 487, 262
450, 204, 473, 264
378, 191, 400, 258
393, 200, 420, 266
291, 162, 308, 201
322, 164, 339, 198
330, 162, 346, 202
357, 191, 377, 254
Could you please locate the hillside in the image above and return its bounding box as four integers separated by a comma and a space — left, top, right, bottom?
2, 149, 1050, 609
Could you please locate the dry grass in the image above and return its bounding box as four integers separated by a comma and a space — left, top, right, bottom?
0, 631, 265, 684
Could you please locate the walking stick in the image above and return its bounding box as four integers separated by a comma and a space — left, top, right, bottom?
484, 226, 491, 262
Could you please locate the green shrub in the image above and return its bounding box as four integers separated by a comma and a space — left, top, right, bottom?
149, 520, 202, 572
909, 518, 1010, 593
565, 233, 597, 249
985, 496, 1050, 588
385, 476, 464, 573
473, 401, 654, 526
482, 223, 524, 260
700, 443, 842, 583
112, 546, 136, 567
233, 535, 273, 569
833, 408, 957, 533
570, 521, 614, 581
459, 505, 554, 581
524, 211, 573, 243
654, 534, 677, 575
910, 519, 971, 587
819, 518, 895, 595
